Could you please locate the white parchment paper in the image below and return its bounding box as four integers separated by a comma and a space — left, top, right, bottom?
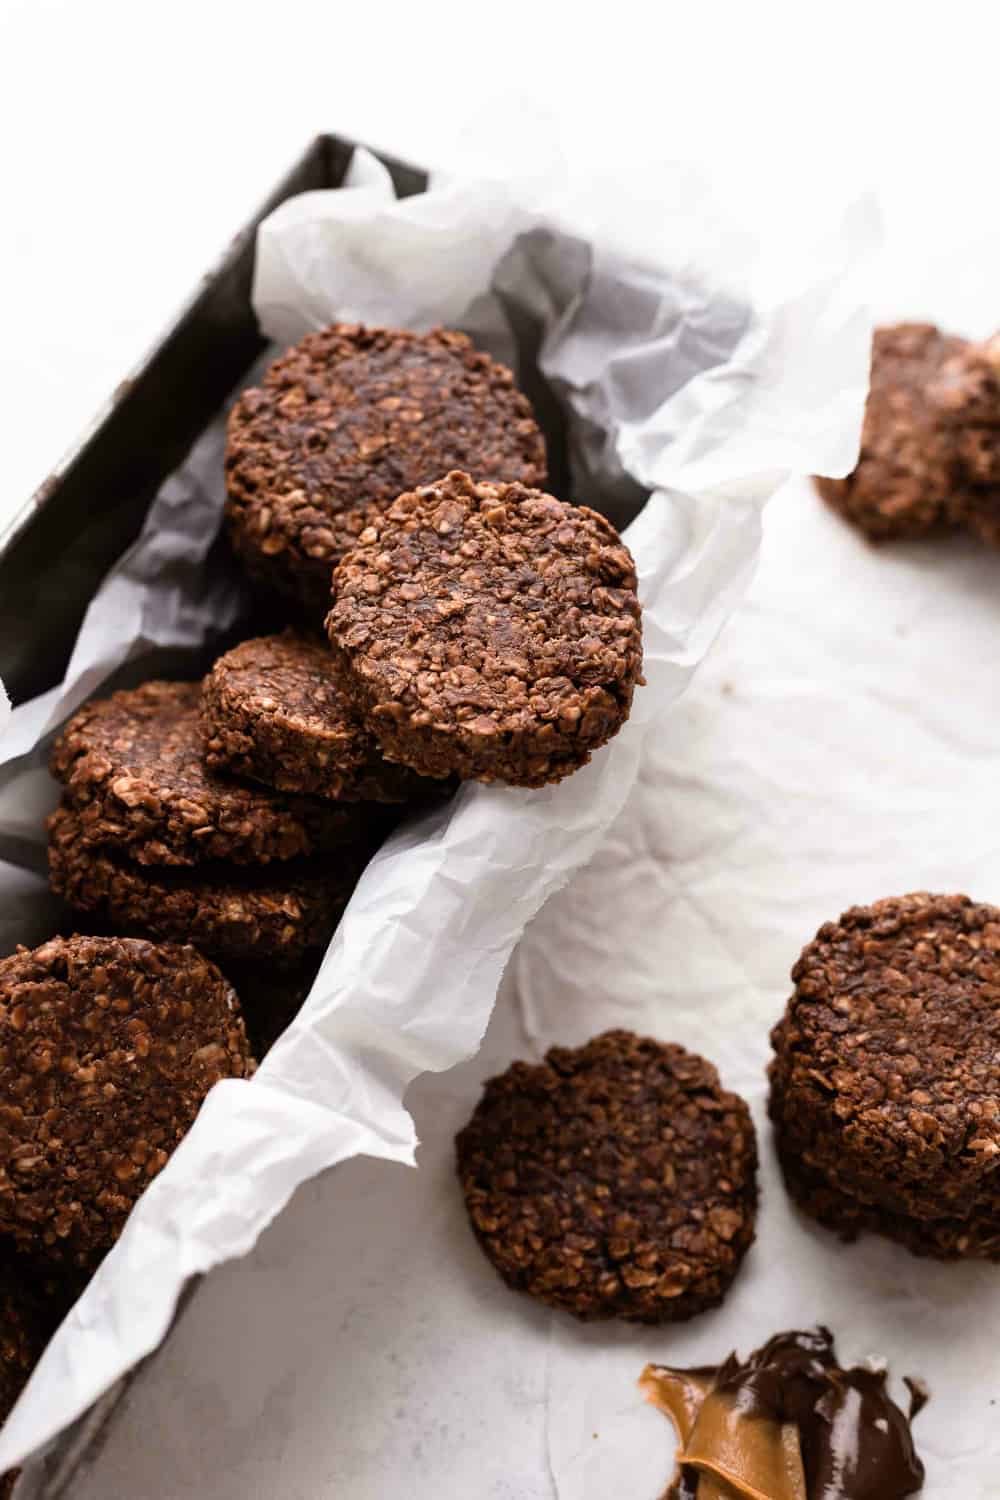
0, 149, 875, 1478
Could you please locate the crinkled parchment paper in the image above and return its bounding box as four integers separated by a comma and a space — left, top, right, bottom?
0, 148, 875, 1480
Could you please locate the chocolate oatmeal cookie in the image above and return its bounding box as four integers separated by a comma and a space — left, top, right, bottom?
327, 472, 643, 787
51, 680, 373, 867
0, 935, 254, 1267
47, 805, 361, 966
225, 325, 547, 616
769, 893, 1000, 1257
815, 324, 968, 540
773, 1126, 1000, 1260
456, 1030, 757, 1322
201, 632, 435, 802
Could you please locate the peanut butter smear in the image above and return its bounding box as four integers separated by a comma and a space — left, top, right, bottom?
640, 1328, 925, 1500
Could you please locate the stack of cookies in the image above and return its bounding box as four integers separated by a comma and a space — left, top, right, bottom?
770, 893, 1000, 1259
45, 676, 404, 1047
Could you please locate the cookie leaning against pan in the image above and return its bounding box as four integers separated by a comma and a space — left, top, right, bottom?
47, 805, 360, 966
769, 892, 1000, 1259
50, 680, 375, 867
201, 631, 437, 803
327, 472, 643, 787
0, 935, 254, 1268
456, 1030, 757, 1323
225, 324, 548, 617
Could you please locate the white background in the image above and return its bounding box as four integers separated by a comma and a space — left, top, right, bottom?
2, 3, 999, 1496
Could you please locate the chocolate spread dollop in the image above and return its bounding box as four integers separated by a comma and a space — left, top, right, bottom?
640, 1327, 926, 1499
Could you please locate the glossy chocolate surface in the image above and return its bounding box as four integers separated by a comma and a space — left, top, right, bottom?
641, 1327, 925, 1499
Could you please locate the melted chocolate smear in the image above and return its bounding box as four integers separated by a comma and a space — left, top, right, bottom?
641, 1328, 926, 1500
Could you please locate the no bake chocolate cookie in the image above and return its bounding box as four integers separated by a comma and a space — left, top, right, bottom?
456, 1029, 757, 1323
769, 892, 1000, 1257
773, 1129, 1000, 1260
50, 680, 372, 867
0, 935, 253, 1267
225, 324, 547, 616
47, 805, 361, 966
201, 631, 434, 802
327, 471, 643, 787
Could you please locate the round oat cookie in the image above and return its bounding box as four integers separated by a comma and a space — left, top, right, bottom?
201, 632, 436, 803
47, 805, 363, 966
768, 893, 1000, 1243
225, 324, 547, 617
0, 935, 254, 1267
455, 1030, 758, 1323
50, 680, 373, 867
327, 471, 643, 787
815, 323, 968, 540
